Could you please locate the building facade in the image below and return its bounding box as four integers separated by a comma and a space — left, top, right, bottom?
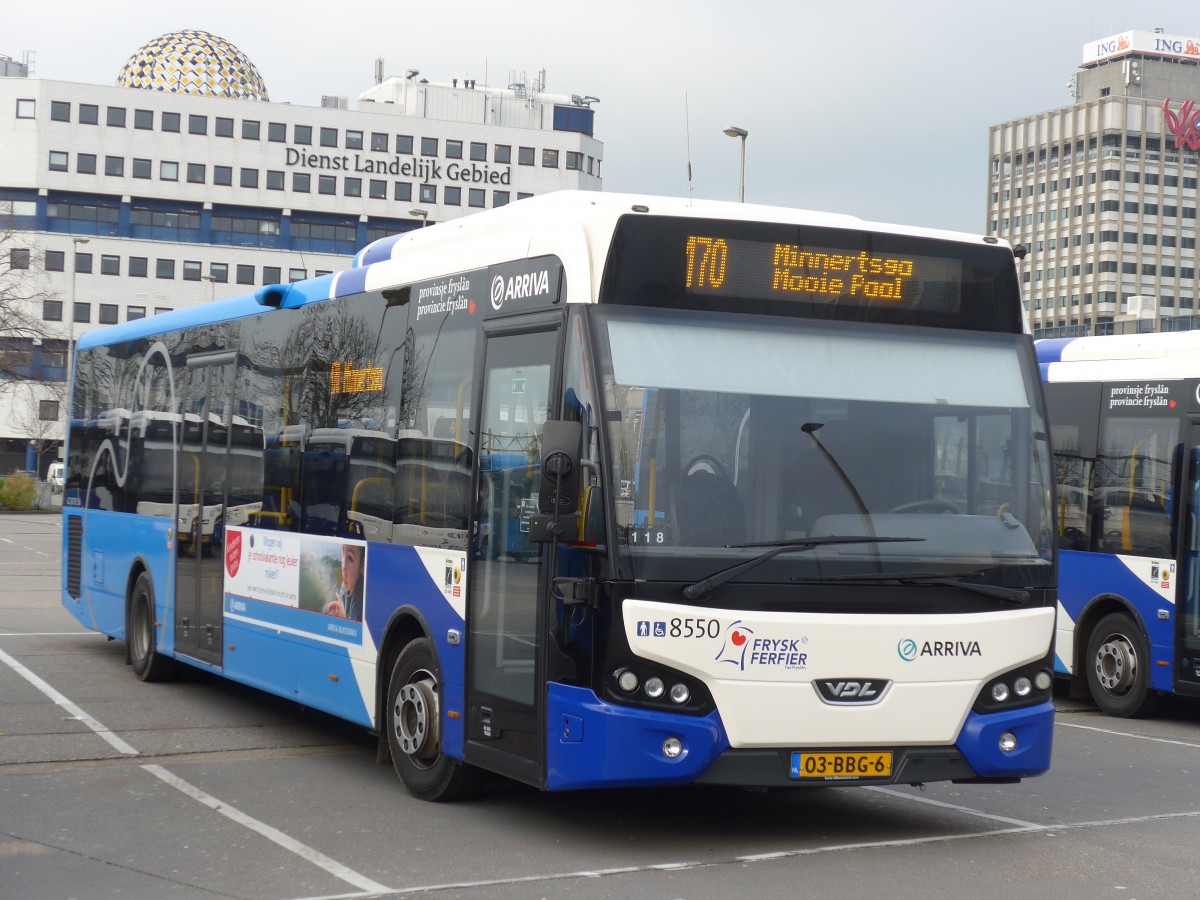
988, 28, 1200, 338
0, 31, 603, 474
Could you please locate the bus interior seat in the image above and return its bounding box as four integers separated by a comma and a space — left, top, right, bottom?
677, 470, 746, 546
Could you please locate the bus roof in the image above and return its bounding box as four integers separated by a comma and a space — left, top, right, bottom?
1037, 330, 1200, 381
78, 190, 1015, 352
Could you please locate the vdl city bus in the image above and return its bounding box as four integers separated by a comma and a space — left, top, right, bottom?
1038, 331, 1200, 716
63, 191, 1057, 800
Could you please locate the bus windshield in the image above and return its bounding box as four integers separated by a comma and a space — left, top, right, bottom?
595, 306, 1053, 587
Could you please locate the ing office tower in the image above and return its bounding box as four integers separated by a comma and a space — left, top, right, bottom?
988, 29, 1200, 337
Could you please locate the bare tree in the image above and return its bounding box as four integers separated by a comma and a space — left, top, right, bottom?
10, 380, 65, 474
0, 221, 56, 391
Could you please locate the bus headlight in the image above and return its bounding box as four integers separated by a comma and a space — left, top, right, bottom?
644, 677, 665, 699
662, 737, 683, 759
616, 669, 639, 693
1034, 670, 1053, 691
669, 683, 691, 704
999, 731, 1018, 753
991, 682, 1010, 703
1013, 676, 1032, 697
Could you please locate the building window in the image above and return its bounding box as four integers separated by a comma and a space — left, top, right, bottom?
566, 151, 583, 170
45, 250, 64, 272
188, 114, 207, 135
160, 161, 179, 181
210, 262, 228, 283
420, 183, 437, 203
542, 149, 560, 168
240, 168, 259, 188
493, 190, 510, 207
397, 135, 413, 154
236, 264, 254, 284
134, 108, 153, 129
394, 182, 412, 201
263, 266, 281, 285
468, 188, 485, 208
215, 117, 234, 138
517, 192, 533, 200
470, 142, 487, 162
127, 306, 146, 320
288, 268, 305, 282
214, 166, 233, 186
369, 179, 387, 199
518, 146, 535, 166
294, 124, 311, 145
445, 186, 462, 206
162, 111, 180, 133
75, 252, 92, 274
154, 307, 172, 316
269, 122, 287, 142
320, 126, 338, 148
242, 119, 261, 140
49, 151, 68, 172
13, 98, 33, 118
42, 299, 62, 321
51, 101, 70, 122
106, 106, 126, 127
132, 158, 151, 179
421, 137, 438, 156
77, 153, 96, 174
129, 257, 148, 277
495, 144, 511, 164
319, 175, 336, 195
100, 255, 120, 275
182, 260, 202, 281
344, 177, 362, 197
73, 302, 91, 323
39, 400, 59, 421
266, 170, 284, 190
156, 259, 175, 279
187, 163, 205, 184
371, 132, 388, 152
446, 140, 463, 159
9, 248, 30, 269
346, 130, 363, 150
98, 303, 119, 325
105, 156, 124, 176
79, 104, 99, 125
293, 172, 311, 192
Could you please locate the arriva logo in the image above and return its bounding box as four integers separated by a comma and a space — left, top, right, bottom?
897, 638, 918, 661
490, 270, 551, 311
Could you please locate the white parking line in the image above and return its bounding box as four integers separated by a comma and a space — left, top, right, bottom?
0, 647, 137, 756
1059, 720, 1200, 749
865, 785, 1039, 826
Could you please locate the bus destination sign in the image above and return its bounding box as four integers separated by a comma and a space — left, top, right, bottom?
684, 235, 963, 307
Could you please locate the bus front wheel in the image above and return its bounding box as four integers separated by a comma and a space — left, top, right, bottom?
386, 638, 483, 801
127, 573, 176, 682
1084, 612, 1159, 718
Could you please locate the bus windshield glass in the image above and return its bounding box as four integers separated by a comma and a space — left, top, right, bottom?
595, 306, 1053, 587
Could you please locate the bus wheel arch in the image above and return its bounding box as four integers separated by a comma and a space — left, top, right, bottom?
126, 567, 176, 682
1078, 601, 1160, 718
385, 636, 484, 801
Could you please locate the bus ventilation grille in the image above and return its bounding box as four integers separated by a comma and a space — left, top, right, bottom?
67, 516, 83, 599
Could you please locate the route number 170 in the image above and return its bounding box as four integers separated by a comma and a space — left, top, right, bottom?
685, 236, 728, 289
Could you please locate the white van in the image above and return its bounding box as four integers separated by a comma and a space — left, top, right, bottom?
46, 462, 64, 493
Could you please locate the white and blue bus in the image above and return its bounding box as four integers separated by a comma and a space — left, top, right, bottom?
63, 191, 1057, 800
1039, 331, 1200, 716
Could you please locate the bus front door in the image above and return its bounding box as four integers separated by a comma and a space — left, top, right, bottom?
174, 353, 236, 667
465, 325, 559, 786
1178, 423, 1200, 698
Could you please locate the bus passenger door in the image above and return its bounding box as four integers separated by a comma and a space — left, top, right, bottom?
175, 353, 236, 667
1177, 422, 1200, 698
465, 325, 559, 785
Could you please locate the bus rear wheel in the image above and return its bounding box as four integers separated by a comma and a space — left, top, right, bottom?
1084, 612, 1159, 718
386, 638, 483, 801
128, 573, 176, 682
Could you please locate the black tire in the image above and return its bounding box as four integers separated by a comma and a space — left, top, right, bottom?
128, 572, 176, 682
1084, 611, 1160, 718
386, 638, 484, 801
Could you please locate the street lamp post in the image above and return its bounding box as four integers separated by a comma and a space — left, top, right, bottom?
723, 126, 749, 203
409, 208, 429, 227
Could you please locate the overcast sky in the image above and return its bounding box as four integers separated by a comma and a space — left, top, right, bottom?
6, 1, 1198, 233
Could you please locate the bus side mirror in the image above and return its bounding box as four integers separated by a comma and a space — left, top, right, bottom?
530, 420, 582, 542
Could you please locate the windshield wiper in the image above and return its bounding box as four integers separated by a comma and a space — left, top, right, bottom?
789, 570, 1031, 604
681, 536, 923, 600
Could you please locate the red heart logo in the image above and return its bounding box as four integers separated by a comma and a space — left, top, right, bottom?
731, 630, 747, 646
1170, 400, 1177, 408
225, 529, 242, 578
469, 299, 477, 315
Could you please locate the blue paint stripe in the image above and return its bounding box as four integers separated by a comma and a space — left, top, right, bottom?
355, 234, 403, 268
332, 264, 370, 299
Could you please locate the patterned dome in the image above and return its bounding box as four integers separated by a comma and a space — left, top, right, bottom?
116, 30, 269, 101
